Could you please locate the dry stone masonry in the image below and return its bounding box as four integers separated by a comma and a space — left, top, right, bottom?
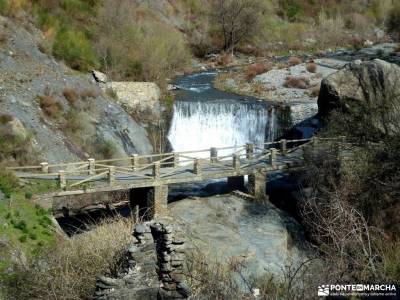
93, 222, 190, 300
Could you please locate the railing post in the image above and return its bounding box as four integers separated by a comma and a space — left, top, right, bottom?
269, 148, 277, 167
108, 166, 116, 184
246, 143, 254, 159
311, 136, 319, 147
194, 158, 202, 176
210, 147, 218, 163
133, 204, 139, 223
173, 152, 179, 168
40, 162, 49, 173
88, 158, 95, 175
280, 139, 287, 155
131, 154, 139, 171
232, 154, 240, 171
153, 162, 160, 179
58, 170, 66, 189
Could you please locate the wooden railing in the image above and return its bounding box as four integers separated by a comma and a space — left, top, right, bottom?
6, 137, 346, 190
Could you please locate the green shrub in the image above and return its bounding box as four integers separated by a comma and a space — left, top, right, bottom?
53, 27, 99, 71
97, 140, 116, 159
0, 169, 19, 198
25, 191, 33, 199
18, 235, 27, 243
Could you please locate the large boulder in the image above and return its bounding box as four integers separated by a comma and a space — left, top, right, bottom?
318, 59, 400, 136
168, 194, 310, 278
105, 82, 161, 113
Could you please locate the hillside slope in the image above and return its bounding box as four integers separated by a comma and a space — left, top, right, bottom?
0, 15, 153, 164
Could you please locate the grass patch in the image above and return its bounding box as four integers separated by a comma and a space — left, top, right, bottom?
1, 217, 133, 299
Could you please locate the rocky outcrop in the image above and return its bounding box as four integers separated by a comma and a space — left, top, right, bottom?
105, 82, 161, 113
168, 194, 310, 278
94, 222, 190, 300
318, 59, 400, 136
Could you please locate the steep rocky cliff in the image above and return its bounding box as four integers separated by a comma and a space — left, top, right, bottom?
0, 16, 153, 164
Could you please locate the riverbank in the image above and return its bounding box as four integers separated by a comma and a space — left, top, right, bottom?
211, 43, 400, 107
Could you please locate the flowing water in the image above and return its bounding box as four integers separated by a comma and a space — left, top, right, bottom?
167, 71, 292, 156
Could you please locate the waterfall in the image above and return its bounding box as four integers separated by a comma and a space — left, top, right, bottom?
167, 100, 279, 157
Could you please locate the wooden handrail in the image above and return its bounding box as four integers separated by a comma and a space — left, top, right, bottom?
6, 138, 348, 173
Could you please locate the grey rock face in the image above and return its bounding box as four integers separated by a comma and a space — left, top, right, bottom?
318, 59, 400, 136
169, 194, 311, 278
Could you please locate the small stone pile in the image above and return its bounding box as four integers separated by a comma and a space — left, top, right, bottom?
150, 223, 190, 299
93, 221, 190, 300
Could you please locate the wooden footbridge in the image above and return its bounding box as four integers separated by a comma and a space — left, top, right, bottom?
6, 137, 339, 218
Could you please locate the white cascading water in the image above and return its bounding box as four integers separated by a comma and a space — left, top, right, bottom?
167, 100, 279, 158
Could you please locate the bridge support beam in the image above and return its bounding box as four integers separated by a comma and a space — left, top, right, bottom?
147, 185, 168, 220
228, 176, 245, 191
248, 169, 268, 202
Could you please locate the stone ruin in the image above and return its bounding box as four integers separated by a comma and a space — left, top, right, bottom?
93, 222, 190, 300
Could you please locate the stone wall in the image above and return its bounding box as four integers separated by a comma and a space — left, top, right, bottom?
93, 222, 190, 300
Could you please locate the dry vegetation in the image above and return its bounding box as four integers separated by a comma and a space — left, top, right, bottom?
245, 62, 272, 82
306, 62, 317, 73
283, 76, 310, 89
62, 88, 78, 106
288, 56, 302, 66
2, 217, 134, 300
38, 94, 62, 117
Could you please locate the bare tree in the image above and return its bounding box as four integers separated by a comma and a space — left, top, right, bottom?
212, 0, 266, 53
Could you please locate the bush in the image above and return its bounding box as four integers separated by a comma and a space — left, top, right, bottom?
96, 3, 190, 83
245, 62, 272, 81
317, 11, 346, 47
288, 56, 302, 66
97, 140, 116, 159
80, 89, 98, 99
64, 109, 83, 133
283, 76, 310, 89
387, 4, 400, 41
63, 88, 78, 106
0, 169, 20, 198
217, 52, 232, 66
306, 62, 317, 73
38, 94, 62, 117
0, 114, 13, 124
53, 27, 99, 71
2, 218, 133, 299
